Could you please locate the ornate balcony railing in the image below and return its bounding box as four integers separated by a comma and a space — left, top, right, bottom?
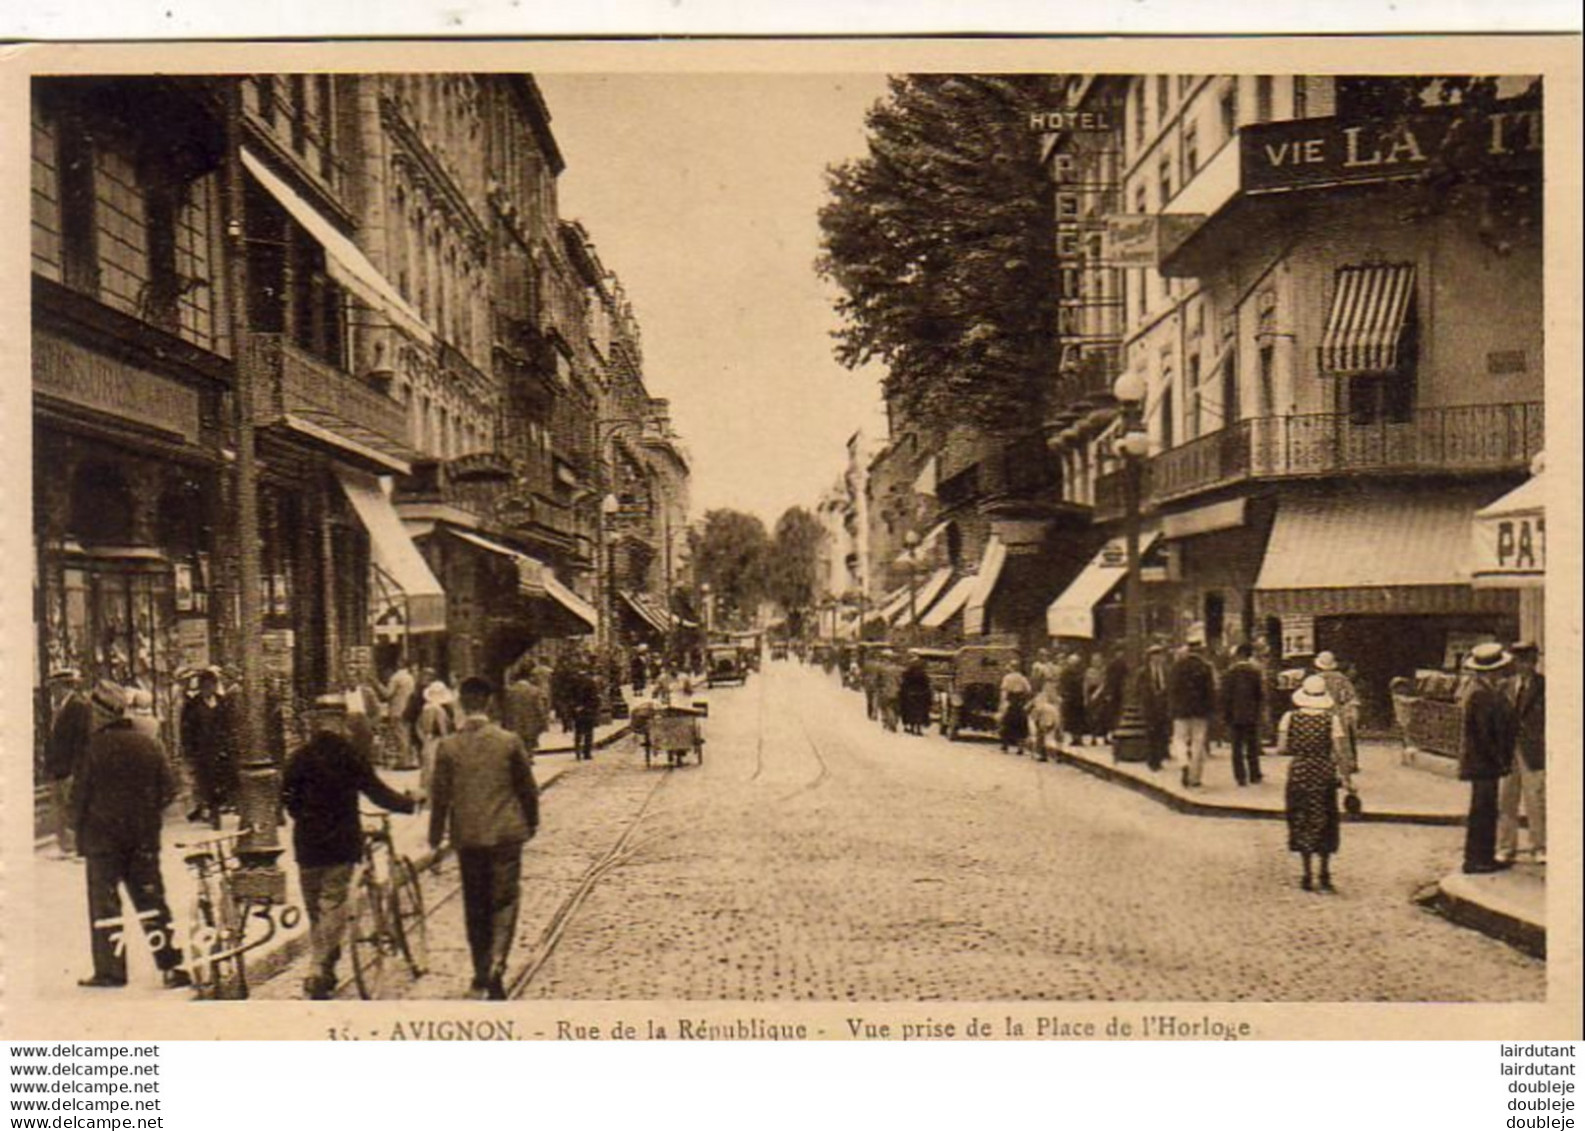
248, 333, 408, 451
1094, 401, 1543, 520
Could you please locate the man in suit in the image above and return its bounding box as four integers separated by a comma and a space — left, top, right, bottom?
1138, 643, 1172, 771
72, 680, 191, 989
567, 661, 602, 761
1168, 626, 1217, 788
1497, 641, 1545, 865
1459, 643, 1517, 874
283, 695, 415, 1000
1221, 643, 1266, 786
429, 677, 539, 1000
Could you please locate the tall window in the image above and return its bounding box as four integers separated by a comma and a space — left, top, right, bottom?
1158, 155, 1173, 205
1293, 76, 1308, 118
1258, 344, 1276, 416
1156, 74, 1170, 123
1222, 347, 1241, 424
1159, 379, 1175, 449
1184, 121, 1200, 177
1187, 354, 1202, 438
1132, 79, 1146, 152
1255, 75, 1274, 123
1220, 82, 1240, 141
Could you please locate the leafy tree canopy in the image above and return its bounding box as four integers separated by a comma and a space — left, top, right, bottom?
766, 506, 826, 623
691, 509, 770, 629
817, 74, 1059, 435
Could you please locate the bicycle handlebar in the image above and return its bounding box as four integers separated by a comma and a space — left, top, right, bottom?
173, 828, 250, 851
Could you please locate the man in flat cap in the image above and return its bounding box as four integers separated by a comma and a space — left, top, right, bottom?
72, 680, 190, 989
283, 693, 416, 1000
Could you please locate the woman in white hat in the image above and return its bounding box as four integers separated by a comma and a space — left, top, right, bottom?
415, 680, 455, 805
1278, 674, 1350, 892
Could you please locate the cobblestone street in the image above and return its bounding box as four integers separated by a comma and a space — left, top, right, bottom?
262, 661, 1544, 1002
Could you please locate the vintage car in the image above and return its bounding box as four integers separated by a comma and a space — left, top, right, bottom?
943, 644, 1020, 740
706, 644, 748, 686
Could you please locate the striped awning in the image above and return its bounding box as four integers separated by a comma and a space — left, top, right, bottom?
891, 567, 953, 627
1318, 263, 1416, 374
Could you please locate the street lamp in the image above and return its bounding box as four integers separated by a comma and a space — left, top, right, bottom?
599, 491, 620, 654
1109, 370, 1154, 763
700, 582, 713, 636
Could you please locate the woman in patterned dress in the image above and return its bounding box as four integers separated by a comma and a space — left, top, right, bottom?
1278, 674, 1350, 892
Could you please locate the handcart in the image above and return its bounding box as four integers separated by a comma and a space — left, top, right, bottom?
644, 702, 708, 768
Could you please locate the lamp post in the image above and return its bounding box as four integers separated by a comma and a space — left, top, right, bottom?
1108, 371, 1154, 763
700, 582, 713, 637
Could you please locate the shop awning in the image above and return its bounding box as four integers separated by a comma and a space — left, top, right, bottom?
1318, 263, 1416, 374
335, 468, 446, 634
1256, 489, 1516, 616
962, 536, 1007, 637
875, 584, 913, 624
922, 574, 977, 629
242, 148, 434, 347
543, 574, 598, 632
891, 566, 954, 626
1472, 469, 1545, 589
1047, 532, 1163, 639
447, 528, 549, 598
620, 590, 671, 636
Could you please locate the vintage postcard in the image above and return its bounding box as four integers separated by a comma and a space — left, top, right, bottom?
0, 34, 1578, 1042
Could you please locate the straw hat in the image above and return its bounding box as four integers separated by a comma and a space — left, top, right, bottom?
1313, 651, 1339, 672
1291, 673, 1335, 711
127, 689, 155, 715
423, 680, 454, 706
1464, 642, 1511, 673
1185, 623, 1206, 647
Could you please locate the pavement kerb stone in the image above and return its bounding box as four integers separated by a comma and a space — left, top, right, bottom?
240, 724, 627, 994
1420, 872, 1547, 960
1044, 739, 1466, 827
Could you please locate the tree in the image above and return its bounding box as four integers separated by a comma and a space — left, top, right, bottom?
1334, 75, 1542, 254
766, 507, 825, 632
817, 74, 1059, 434
691, 509, 770, 629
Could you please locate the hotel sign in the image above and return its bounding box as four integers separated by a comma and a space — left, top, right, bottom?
1241, 107, 1542, 196
33, 331, 202, 443
1029, 110, 1115, 133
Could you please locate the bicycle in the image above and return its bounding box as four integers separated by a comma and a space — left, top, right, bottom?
347, 810, 428, 999
176, 829, 250, 1000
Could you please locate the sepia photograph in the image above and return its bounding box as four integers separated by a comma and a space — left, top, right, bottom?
3, 36, 1577, 1040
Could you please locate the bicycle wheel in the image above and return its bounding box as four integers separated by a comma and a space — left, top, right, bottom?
348, 873, 393, 1000
187, 886, 248, 1000
391, 856, 428, 977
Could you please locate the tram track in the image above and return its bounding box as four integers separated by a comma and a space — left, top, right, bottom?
506, 759, 675, 998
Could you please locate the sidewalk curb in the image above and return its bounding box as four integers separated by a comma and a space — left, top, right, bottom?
1419, 876, 1546, 960
1046, 742, 1466, 827
239, 734, 616, 995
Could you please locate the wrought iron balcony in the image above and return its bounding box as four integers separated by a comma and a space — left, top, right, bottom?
1094, 401, 1544, 520
248, 333, 409, 454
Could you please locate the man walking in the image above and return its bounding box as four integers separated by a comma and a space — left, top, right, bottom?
1221, 643, 1265, 786
502, 663, 550, 754
429, 677, 540, 1000
1168, 627, 1217, 788
382, 657, 418, 769
1138, 643, 1172, 772
1498, 641, 1545, 865
1459, 643, 1516, 874
72, 680, 190, 989
44, 666, 92, 859
282, 694, 415, 1000
567, 661, 601, 761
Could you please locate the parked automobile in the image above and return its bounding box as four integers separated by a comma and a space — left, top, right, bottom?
943, 644, 1020, 741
